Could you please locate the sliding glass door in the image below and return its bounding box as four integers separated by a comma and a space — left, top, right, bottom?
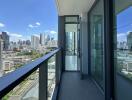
89, 0, 105, 90
64, 16, 80, 71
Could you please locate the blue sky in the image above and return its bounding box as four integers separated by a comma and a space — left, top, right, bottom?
117, 6, 132, 42
0, 0, 58, 41
0, 0, 131, 42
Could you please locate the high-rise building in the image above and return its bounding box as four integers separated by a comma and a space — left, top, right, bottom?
26, 40, 31, 45
40, 33, 45, 45
46, 35, 50, 41
0, 39, 3, 77
0, 32, 9, 51
51, 37, 54, 41
31, 35, 40, 49
127, 32, 132, 50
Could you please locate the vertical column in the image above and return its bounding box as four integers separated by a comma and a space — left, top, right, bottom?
56, 50, 62, 85
104, 0, 115, 100
58, 16, 65, 71
39, 61, 48, 100
80, 13, 88, 76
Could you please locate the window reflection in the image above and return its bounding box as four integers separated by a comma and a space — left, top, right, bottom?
114, 1, 132, 100
90, 0, 105, 90
116, 6, 132, 78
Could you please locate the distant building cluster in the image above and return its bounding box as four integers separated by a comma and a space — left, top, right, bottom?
116, 32, 132, 76
117, 41, 127, 49
9, 40, 31, 51
0, 32, 57, 51
0, 31, 57, 77
31, 33, 57, 50
117, 31, 132, 50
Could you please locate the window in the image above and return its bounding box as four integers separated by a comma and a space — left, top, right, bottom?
114, 0, 132, 100
65, 16, 79, 71
89, 0, 105, 90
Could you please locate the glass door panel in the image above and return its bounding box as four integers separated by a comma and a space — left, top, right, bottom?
65, 24, 78, 71
90, 0, 105, 90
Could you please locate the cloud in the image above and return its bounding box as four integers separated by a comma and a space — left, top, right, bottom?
50, 31, 57, 34
28, 24, 38, 28
6, 32, 23, 42
117, 33, 126, 37
36, 22, 40, 26
44, 30, 57, 34
1, 32, 24, 40
8, 33, 22, 38
32, 34, 40, 37
117, 33, 127, 42
0, 22, 5, 27
28, 22, 41, 28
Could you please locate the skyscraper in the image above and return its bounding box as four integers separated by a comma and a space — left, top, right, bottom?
0, 32, 9, 51
127, 32, 132, 50
31, 35, 40, 49
26, 40, 31, 45
46, 35, 50, 42
0, 39, 3, 77
40, 33, 45, 45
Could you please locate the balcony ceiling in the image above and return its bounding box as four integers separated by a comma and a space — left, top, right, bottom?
56, 0, 95, 16
116, 0, 132, 14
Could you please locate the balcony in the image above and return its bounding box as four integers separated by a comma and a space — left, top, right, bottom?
0, 48, 61, 100
0, 0, 131, 99
0, 49, 104, 100
0, 48, 105, 100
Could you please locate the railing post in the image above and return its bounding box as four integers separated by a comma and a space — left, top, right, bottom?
39, 61, 48, 100
55, 53, 59, 85
55, 50, 62, 85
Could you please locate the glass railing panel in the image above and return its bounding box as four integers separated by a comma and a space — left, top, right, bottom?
47, 55, 56, 100
1, 50, 44, 78
0, 49, 60, 100
2, 70, 39, 100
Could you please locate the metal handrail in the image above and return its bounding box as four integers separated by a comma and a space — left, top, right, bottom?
0, 48, 61, 98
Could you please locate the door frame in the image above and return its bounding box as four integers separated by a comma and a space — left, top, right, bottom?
64, 15, 80, 71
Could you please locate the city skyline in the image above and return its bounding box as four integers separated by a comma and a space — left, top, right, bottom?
0, 31, 57, 42
0, 0, 58, 42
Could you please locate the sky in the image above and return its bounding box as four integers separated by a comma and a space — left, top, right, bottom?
0, 0, 58, 41
117, 6, 132, 42
0, 0, 131, 42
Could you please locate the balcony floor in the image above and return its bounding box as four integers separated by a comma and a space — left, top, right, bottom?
58, 72, 104, 100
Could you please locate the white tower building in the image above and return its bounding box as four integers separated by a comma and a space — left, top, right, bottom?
0, 39, 3, 77
31, 35, 40, 50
